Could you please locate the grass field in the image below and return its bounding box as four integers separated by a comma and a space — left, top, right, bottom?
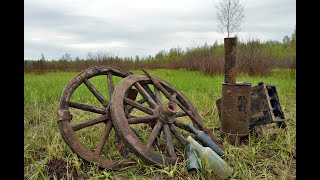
24, 68, 296, 179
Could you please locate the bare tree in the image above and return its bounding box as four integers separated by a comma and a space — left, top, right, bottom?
60, 53, 72, 61
40, 53, 46, 61
216, 0, 245, 37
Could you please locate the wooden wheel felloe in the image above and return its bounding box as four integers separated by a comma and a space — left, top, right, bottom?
110, 74, 221, 166
57, 66, 135, 169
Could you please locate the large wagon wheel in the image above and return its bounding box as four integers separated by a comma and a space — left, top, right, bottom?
111, 74, 222, 166
57, 66, 135, 169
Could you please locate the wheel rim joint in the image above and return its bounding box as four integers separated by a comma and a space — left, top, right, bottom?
57, 109, 72, 122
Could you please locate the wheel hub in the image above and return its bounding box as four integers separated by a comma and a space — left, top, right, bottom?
157, 102, 177, 124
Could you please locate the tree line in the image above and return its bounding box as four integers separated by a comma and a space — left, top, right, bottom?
24, 30, 296, 76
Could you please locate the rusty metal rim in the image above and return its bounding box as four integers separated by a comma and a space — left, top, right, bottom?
57, 65, 135, 170
111, 74, 221, 166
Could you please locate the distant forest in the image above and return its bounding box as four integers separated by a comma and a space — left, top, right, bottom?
24, 28, 296, 76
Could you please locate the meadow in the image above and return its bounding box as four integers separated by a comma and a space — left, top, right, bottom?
24, 68, 296, 179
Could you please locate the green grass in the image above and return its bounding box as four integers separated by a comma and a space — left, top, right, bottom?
24, 68, 296, 179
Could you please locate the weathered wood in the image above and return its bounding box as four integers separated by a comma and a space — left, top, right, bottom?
146, 121, 163, 148
169, 124, 186, 146
83, 79, 109, 107
163, 124, 176, 158
72, 115, 108, 131
69, 101, 106, 114
124, 98, 154, 115
94, 120, 113, 155
135, 82, 157, 108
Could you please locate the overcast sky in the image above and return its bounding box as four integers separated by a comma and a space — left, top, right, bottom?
24, 0, 296, 60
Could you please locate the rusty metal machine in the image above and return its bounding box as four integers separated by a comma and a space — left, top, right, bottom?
57, 65, 222, 169
216, 38, 286, 145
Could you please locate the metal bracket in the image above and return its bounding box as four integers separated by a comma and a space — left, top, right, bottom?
57, 109, 72, 122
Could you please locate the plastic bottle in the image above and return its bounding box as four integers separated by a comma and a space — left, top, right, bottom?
186, 136, 233, 178
186, 124, 224, 157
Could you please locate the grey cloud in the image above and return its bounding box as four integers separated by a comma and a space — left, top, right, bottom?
24, 0, 295, 60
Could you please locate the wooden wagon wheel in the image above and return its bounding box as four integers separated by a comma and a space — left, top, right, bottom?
110, 74, 222, 166
57, 66, 135, 169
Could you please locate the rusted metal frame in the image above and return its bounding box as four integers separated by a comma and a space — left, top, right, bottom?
72, 115, 108, 131
94, 120, 113, 155
146, 121, 163, 148
83, 79, 109, 107
106, 71, 114, 100
134, 82, 157, 108
68, 101, 106, 114
261, 83, 275, 122
163, 124, 176, 158
169, 124, 186, 146
128, 115, 158, 124
124, 98, 154, 115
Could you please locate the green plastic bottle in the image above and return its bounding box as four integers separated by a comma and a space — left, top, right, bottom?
186, 136, 233, 178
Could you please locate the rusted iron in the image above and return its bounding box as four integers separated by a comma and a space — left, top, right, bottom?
216, 82, 286, 132
220, 82, 252, 144
57, 66, 135, 170
110, 73, 221, 166
249, 82, 286, 128
219, 37, 253, 145
224, 37, 237, 84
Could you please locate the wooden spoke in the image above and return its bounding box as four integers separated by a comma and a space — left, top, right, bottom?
146, 121, 163, 148
163, 124, 176, 158
72, 115, 108, 131
173, 119, 190, 132
142, 84, 157, 102
124, 98, 154, 115
94, 120, 113, 155
83, 79, 109, 107
69, 101, 106, 114
169, 124, 186, 146
154, 82, 174, 102
128, 115, 157, 124
152, 83, 191, 115
171, 92, 177, 99
134, 82, 157, 108
107, 71, 114, 101
154, 86, 162, 104
127, 98, 147, 112
175, 112, 187, 117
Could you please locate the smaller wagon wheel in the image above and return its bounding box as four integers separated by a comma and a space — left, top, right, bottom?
57, 66, 135, 169
111, 74, 222, 166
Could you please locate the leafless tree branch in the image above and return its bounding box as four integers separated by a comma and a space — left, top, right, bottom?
216, 0, 245, 37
